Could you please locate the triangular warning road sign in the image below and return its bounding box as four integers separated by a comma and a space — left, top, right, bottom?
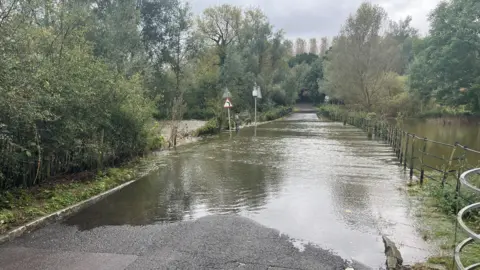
224, 98, 233, 108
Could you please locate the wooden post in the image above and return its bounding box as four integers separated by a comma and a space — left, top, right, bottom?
399, 132, 404, 162
403, 134, 409, 170
410, 136, 416, 180
420, 138, 427, 185
396, 129, 400, 155
442, 144, 457, 187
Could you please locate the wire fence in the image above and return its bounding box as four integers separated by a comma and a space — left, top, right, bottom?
0, 128, 140, 191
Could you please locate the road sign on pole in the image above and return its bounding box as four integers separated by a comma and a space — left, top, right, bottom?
224, 98, 233, 108
224, 98, 233, 133
252, 83, 261, 126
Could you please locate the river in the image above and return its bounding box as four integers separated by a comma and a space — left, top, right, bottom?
399, 117, 480, 169
65, 113, 433, 268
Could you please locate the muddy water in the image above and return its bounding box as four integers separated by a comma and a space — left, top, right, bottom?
66, 113, 433, 268
400, 118, 480, 168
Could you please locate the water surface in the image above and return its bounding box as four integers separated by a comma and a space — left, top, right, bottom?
66, 113, 433, 268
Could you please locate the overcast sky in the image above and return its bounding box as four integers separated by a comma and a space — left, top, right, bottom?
189, 0, 442, 39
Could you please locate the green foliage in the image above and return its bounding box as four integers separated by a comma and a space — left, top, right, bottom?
261, 106, 293, 121
409, 0, 480, 112
195, 119, 219, 136
424, 181, 479, 218
288, 53, 319, 67
0, 0, 155, 189
417, 106, 474, 119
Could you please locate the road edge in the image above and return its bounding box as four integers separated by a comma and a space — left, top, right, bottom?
0, 177, 143, 245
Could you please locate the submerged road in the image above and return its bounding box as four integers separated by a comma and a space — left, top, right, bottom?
0, 112, 432, 269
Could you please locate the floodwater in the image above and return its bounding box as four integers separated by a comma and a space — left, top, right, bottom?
400, 118, 480, 168
66, 113, 433, 268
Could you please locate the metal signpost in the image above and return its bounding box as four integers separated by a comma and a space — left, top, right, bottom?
222, 87, 233, 133
252, 83, 262, 126
223, 98, 233, 133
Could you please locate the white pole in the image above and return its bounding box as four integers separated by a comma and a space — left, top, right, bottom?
254, 97, 257, 126
228, 107, 231, 133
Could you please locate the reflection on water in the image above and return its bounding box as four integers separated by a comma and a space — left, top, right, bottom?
66, 113, 433, 268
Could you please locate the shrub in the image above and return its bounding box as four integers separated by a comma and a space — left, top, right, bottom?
261, 106, 292, 121
195, 118, 219, 136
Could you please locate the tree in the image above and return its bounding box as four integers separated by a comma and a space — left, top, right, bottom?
0, 0, 154, 189
196, 4, 242, 67
323, 2, 403, 110
295, 38, 306, 55
309, 38, 318, 54
288, 53, 319, 67
319, 37, 328, 56
388, 16, 418, 74
141, 0, 181, 117
283, 39, 294, 57
409, 0, 480, 111
89, 0, 143, 75
163, 2, 195, 147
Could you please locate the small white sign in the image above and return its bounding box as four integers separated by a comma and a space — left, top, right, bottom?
224, 98, 233, 108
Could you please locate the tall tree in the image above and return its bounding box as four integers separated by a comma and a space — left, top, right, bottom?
164, 2, 195, 147
409, 0, 480, 111
196, 4, 242, 67
324, 2, 402, 110
283, 39, 294, 57
388, 16, 418, 74
309, 38, 318, 54
295, 38, 306, 55
319, 37, 328, 56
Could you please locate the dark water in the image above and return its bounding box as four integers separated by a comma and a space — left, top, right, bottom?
66, 113, 433, 268
400, 118, 480, 169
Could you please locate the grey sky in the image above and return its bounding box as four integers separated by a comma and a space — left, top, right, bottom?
189, 0, 442, 39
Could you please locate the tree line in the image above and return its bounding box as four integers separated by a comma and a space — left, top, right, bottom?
322, 0, 480, 117
0, 0, 309, 190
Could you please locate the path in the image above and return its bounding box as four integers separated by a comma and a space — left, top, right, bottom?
0, 111, 433, 269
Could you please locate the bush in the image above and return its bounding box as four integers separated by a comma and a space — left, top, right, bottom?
261, 106, 293, 121
195, 118, 219, 136
425, 181, 480, 219
418, 105, 474, 119
317, 104, 345, 118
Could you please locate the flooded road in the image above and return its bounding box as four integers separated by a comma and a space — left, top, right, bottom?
64, 113, 431, 268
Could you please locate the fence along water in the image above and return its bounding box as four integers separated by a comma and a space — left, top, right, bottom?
324, 110, 479, 269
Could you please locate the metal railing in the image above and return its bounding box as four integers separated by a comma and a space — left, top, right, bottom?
455, 168, 480, 270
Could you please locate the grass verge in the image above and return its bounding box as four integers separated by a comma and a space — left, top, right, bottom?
0, 154, 165, 235
407, 178, 480, 269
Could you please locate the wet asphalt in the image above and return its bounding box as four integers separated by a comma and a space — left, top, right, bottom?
0, 215, 361, 269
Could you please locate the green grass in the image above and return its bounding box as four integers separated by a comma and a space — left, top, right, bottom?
0, 156, 162, 234
407, 179, 480, 269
